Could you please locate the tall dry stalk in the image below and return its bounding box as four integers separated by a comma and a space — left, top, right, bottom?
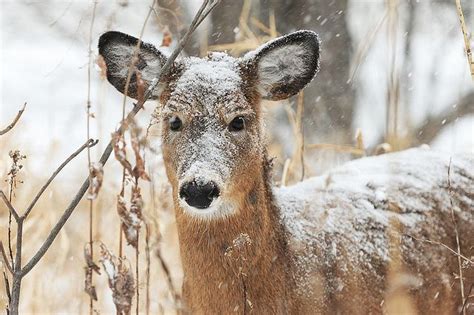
385, 0, 401, 149
85, 2, 98, 313
295, 91, 305, 181
455, 0, 474, 80
3, 150, 26, 314
117, 0, 157, 262
448, 159, 466, 315
112, 3, 155, 312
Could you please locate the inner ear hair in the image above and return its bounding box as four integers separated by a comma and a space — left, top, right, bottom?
98, 31, 168, 100
247, 30, 320, 101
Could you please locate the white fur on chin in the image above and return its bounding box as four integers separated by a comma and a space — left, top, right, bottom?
178, 197, 238, 221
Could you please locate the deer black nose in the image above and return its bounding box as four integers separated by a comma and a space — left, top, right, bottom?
179, 181, 220, 209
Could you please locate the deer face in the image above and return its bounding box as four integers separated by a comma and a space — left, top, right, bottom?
99, 30, 320, 220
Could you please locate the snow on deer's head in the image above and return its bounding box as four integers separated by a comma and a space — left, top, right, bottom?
99, 30, 320, 220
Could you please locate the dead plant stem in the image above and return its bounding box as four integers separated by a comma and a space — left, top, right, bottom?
455, 0, 474, 80
0, 139, 97, 315
119, 0, 156, 260
0, 103, 26, 136
86, 1, 98, 313
136, 231, 140, 315
448, 159, 466, 315
145, 223, 151, 315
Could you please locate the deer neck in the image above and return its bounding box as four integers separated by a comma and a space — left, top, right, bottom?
174, 159, 295, 313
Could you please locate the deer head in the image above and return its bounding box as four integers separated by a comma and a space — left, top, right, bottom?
99, 30, 320, 220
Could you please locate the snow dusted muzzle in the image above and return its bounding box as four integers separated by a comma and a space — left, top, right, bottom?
179, 180, 220, 209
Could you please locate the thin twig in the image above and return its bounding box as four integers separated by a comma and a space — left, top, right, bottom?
280, 159, 291, 187
460, 284, 474, 315
0, 191, 20, 222
406, 235, 473, 264
0, 243, 14, 275
348, 11, 388, 84
119, 0, 157, 260
296, 91, 305, 181
145, 223, 151, 315
156, 249, 179, 304
0, 103, 26, 136
23, 139, 99, 219
3, 271, 11, 313
136, 232, 140, 315
414, 91, 474, 145
448, 158, 466, 315
86, 2, 98, 314
121, 0, 156, 112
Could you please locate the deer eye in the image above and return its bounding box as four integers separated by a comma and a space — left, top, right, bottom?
169, 116, 182, 131
229, 116, 245, 132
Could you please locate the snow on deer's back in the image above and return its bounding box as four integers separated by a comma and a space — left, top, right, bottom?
98, 30, 474, 314
277, 148, 473, 313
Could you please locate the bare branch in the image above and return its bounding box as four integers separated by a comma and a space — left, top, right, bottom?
14, 220, 24, 273
460, 284, 474, 315
0, 103, 26, 136
370, 91, 474, 150
414, 91, 474, 145
0, 190, 20, 222
0, 242, 14, 275
408, 235, 474, 265
19, 0, 220, 278
22, 138, 99, 219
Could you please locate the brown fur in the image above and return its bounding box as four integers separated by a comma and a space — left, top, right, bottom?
174, 157, 296, 314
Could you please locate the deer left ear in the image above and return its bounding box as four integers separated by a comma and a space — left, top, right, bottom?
244, 30, 320, 101
98, 31, 170, 100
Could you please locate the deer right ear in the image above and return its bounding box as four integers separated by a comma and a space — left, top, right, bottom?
244, 30, 320, 101
98, 31, 170, 100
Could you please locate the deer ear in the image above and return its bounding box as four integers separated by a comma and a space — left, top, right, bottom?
244, 30, 320, 101
98, 31, 169, 100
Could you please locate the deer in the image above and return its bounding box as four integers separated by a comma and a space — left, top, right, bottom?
98, 30, 474, 314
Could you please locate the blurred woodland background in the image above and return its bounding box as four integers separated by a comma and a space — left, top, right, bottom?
0, 0, 473, 313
